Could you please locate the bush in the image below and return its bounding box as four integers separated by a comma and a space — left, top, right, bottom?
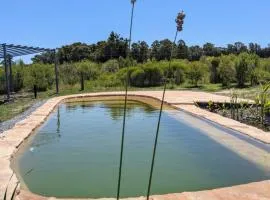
143, 65, 163, 86
23, 64, 54, 91
12, 66, 24, 92
210, 57, 220, 83
218, 55, 236, 87
75, 61, 100, 80
59, 63, 78, 85
235, 53, 259, 87
187, 62, 208, 86
130, 68, 145, 87
102, 59, 119, 73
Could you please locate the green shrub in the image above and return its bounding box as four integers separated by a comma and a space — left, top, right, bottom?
102, 59, 119, 73
130, 68, 145, 87
59, 63, 78, 85
187, 62, 208, 86
218, 55, 236, 87
23, 64, 54, 91
235, 53, 259, 87
75, 61, 100, 80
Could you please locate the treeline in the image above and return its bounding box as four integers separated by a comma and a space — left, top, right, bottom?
32, 32, 270, 64
1, 52, 270, 94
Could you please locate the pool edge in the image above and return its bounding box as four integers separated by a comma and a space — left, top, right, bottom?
0, 91, 269, 200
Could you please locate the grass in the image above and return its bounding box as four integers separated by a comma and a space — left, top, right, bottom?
0, 97, 36, 122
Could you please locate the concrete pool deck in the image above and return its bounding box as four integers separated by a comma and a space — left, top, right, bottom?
0, 91, 270, 200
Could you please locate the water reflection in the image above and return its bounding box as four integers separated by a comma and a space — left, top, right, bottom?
65, 100, 156, 121
102, 101, 156, 120
57, 107, 61, 137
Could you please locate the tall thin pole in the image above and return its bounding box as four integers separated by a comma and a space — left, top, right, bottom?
117, 1, 136, 199
146, 11, 185, 200
8, 55, 14, 93
54, 49, 59, 94
2, 44, 10, 101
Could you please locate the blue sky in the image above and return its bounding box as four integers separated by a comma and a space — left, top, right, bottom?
0, 0, 269, 62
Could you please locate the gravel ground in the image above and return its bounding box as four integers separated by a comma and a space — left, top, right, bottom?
0, 100, 47, 133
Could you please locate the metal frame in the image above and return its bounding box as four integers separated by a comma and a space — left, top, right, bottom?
0, 43, 59, 101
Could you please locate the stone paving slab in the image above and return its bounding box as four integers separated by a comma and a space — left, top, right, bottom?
0, 91, 268, 200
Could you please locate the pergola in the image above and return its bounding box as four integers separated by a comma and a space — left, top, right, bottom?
0, 43, 59, 101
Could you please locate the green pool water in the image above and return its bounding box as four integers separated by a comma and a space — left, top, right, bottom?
14, 100, 270, 198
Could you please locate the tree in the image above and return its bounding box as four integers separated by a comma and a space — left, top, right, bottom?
235, 52, 259, 87
32, 51, 55, 64
218, 55, 236, 86
234, 42, 248, 54
176, 40, 188, 59
150, 40, 160, 60
203, 43, 220, 57
24, 64, 54, 91
104, 32, 127, 60
188, 45, 203, 61
187, 61, 207, 86
210, 57, 220, 83
249, 43, 261, 54
102, 59, 119, 73
131, 41, 149, 63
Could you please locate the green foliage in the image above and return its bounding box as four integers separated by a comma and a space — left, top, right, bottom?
102, 59, 119, 73
235, 52, 259, 87
75, 61, 100, 80
187, 61, 208, 86
218, 55, 236, 87
210, 57, 220, 83
2, 52, 270, 94
59, 63, 78, 85
130, 68, 145, 87
23, 64, 54, 91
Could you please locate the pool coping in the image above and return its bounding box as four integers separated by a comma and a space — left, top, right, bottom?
0, 91, 270, 200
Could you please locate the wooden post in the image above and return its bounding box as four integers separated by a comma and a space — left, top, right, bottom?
80, 72, 84, 91
54, 49, 59, 94
8, 55, 14, 92
34, 85, 37, 99
2, 44, 10, 101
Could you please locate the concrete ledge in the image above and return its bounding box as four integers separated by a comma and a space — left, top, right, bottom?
0, 91, 269, 200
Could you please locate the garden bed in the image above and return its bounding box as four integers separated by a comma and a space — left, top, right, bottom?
196, 102, 270, 131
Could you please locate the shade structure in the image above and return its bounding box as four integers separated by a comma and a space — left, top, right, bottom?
0, 44, 53, 58
0, 43, 59, 101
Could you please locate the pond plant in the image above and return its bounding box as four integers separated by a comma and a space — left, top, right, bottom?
199, 81, 270, 131
146, 10, 186, 200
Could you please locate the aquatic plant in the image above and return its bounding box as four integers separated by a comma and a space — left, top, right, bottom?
239, 101, 248, 120
117, 0, 137, 200
207, 100, 215, 112
147, 10, 185, 200
256, 82, 270, 124
218, 102, 227, 116
230, 89, 238, 120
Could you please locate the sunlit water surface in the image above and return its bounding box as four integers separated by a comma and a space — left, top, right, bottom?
14, 100, 270, 198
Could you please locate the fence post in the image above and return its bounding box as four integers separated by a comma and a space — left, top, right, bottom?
80, 72, 84, 91
54, 49, 59, 94
2, 44, 10, 101
8, 55, 14, 93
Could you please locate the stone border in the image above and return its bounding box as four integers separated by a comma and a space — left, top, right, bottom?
0, 91, 270, 200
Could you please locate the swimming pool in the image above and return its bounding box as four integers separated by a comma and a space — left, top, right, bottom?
13, 99, 270, 198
